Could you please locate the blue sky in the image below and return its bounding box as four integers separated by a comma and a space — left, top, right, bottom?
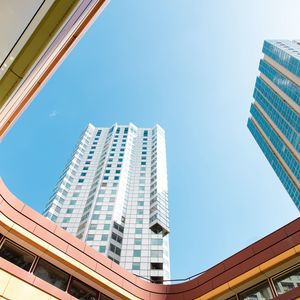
0, 0, 299, 279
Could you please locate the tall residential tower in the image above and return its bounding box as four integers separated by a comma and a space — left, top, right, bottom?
248, 40, 300, 210
43, 123, 170, 282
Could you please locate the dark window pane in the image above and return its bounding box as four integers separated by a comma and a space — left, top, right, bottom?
100, 294, 113, 300
0, 240, 35, 271
33, 258, 69, 291
68, 277, 98, 300
273, 265, 300, 295
239, 281, 273, 300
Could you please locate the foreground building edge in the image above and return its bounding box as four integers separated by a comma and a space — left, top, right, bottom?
0, 179, 300, 300
0, 0, 110, 140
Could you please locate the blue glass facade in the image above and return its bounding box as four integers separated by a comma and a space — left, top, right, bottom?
249, 40, 300, 210
250, 104, 299, 181
253, 79, 299, 153
262, 40, 300, 77
248, 119, 300, 209
259, 59, 300, 106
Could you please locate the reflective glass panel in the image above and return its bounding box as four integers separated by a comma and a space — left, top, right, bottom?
273, 266, 300, 295
34, 258, 69, 291
0, 240, 35, 271
239, 281, 273, 300
68, 277, 98, 300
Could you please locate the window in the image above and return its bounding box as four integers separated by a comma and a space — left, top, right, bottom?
138, 194, 144, 198
87, 156, 92, 159
0, 240, 35, 271
99, 246, 106, 253
151, 250, 163, 258
239, 281, 273, 300
135, 228, 142, 234
109, 244, 121, 256
141, 162, 146, 165
103, 224, 110, 230
134, 238, 142, 245
151, 262, 163, 270
106, 214, 112, 220
34, 259, 69, 291
137, 201, 144, 206
151, 239, 163, 246
133, 250, 141, 257
68, 277, 98, 300
86, 234, 94, 241
273, 265, 300, 295
103, 176, 109, 180
63, 217, 70, 223
89, 224, 97, 230
132, 263, 140, 270
137, 209, 143, 215
94, 205, 101, 211
91, 215, 99, 220
66, 208, 73, 214
112, 233, 122, 244
114, 176, 120, 180
150, 276, 163, 284
136, 218, 143, 224
101, 235, 108, 241
78, 179, 84, 183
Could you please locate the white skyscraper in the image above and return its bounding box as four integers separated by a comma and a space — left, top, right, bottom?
44, 123, 170, 282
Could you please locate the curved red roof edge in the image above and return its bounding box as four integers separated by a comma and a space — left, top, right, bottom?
0, 178, 299, 300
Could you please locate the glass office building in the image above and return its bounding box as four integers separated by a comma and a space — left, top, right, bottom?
248, 40, 300, 210
43, 123, 170, 282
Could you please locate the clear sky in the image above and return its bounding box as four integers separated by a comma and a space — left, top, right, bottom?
0, 0, 299, 280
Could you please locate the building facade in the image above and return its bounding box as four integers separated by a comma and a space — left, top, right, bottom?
248, 40, 300, 210
43, 123, 170, 282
